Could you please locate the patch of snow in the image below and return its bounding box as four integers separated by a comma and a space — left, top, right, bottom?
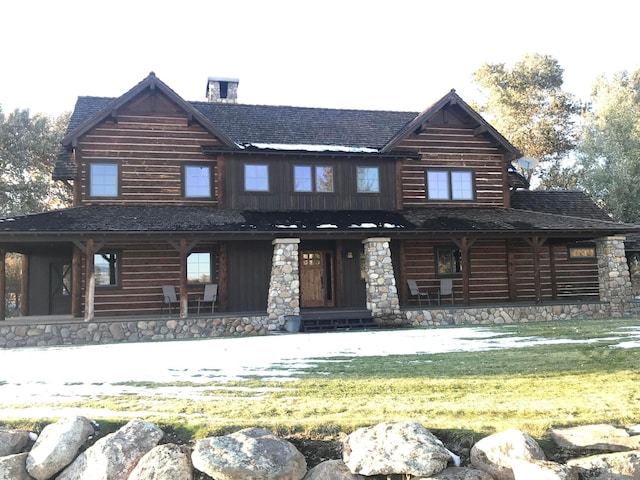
317, 224, 337, 229
349, 223, 378, 228
243, 143, 379, 154
276, 224, 298, 229
383, 223, 399, 228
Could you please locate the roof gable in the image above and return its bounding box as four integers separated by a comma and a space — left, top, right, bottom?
380, 89, 521, 160
61, 72, 238, 150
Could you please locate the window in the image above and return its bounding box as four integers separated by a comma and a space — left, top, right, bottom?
357, 166, 380, 193
426, 169, 474, 201
294, 165, 334, 192
89, 162, 119, 197
184, 165, 211, 198
95, 251, 121, 287
436, 246, 463, 277
187, 252, 211, 283
245, 164, 269, 191
568, 243, 596, 259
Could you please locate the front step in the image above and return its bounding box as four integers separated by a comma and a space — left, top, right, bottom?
301, 310, 377, 332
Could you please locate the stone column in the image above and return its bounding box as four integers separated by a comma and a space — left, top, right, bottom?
596, 236, 633, 317
266, 238, 300, 330
362, 237, 403, 325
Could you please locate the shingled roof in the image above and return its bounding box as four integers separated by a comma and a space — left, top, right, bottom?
511, 190, 614, 222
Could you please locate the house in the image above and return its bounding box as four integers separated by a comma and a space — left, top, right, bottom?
0, 72, 637, 330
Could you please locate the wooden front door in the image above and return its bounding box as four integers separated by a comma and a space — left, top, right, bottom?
300, 250, 334, 307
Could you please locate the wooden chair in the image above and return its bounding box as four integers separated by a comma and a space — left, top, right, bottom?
438, 278, 454, 305
162, 285, 179, 314
197, 283, 218, 314
407, 279, 430, 306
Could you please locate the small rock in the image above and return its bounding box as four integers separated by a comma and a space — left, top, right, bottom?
303, 459, 365, 479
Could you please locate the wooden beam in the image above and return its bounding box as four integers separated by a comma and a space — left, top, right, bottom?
525, 236, 546, 304
84, 239, 95, 321
395, 157, 404, 210
0, 250, 5, 321
179, 239, 188, 318
335, 241, 345, 307
72, 245, 82, 317
20, 255, 29, 316
473, 125, 487, 136
218, 243, 228, 312
549, 243, 558, 300
460, 237, 471, 306
217, 154, 226, 209
507, 240, 517, 302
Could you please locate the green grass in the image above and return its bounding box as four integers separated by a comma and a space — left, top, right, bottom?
2, 318, 639, 443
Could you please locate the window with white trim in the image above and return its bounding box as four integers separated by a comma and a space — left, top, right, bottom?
184, 165, 211, 198
356, 166, 380, 193
89, 162, 119, 197
294, 165, 334, 192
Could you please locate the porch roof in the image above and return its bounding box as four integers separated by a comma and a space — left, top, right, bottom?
0, 205, 636, 248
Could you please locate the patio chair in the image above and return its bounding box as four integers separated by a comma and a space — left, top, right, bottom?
162, 285, 179, 314
197, 283, 218, 314
407, 279, 430, 306
438, 278, 454, 305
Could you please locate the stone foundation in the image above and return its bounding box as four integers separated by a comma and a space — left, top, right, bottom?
266, 238, 300, 330
362, 237, 403, 325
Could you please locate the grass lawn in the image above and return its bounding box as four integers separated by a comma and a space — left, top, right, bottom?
2, 318, 640, 445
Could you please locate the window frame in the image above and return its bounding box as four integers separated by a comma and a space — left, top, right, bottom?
244, 164, 270, 192
356, 166, 380, 193
435, 245, 464, 278
187, 251, 213, 284
88, 161, 120, 198
426, 168, 475, 201
94, 250, 122, 288
183, 163, 213, 199
293, 164, 335, 193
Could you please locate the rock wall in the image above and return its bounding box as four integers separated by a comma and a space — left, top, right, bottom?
2, 418, 639, 479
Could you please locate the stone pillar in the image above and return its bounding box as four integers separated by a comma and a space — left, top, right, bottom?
266, 238, 300, 330
362, 237, 402, 325
596, 236, 633, 317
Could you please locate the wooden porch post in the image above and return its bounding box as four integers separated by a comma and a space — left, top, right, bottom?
84, 239, 95, 321
525, 236, 546, 304
453, 236, 474, 306
549, 243, 558, 300
72, 245, 82, 317
20, 254, 29, 316
0, 249, 6, 321
335, 240, 345, 307
179, 238, 188, 318
218, 243, 228, 312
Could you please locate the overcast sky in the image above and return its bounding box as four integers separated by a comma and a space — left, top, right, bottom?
2, 0, 639, 117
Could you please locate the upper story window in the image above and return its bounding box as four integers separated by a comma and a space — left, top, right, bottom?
294, 165, 334, 192
356, 166, 380, 193
95, 250, 121, 287
187, 251, 212, 283
426, 169, 475, 201
245, 164, 269, 192
184, 165, 212, 198
89, 162, 119, 197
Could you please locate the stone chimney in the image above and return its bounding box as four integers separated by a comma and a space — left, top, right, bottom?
206, 77, 239, 103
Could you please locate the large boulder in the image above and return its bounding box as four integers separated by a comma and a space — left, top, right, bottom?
414, 466, 494, 479
0, 452, 32, 480
566, 449, 640, 479
192, 427, 307, 480
510, 458, 578, 480
303, 459, 365, 479
0, 429, 31, 456
26, 416, 95, 480
470, 428, 545, 480
342, 421, 451, 477
56, 419, 163, 480
128, 443, 193, 480
551, 424, 640, 453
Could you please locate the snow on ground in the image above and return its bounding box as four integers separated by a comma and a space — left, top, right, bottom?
0, 326, 638, 418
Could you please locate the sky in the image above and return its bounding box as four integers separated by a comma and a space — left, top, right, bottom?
1, 0, 639, 117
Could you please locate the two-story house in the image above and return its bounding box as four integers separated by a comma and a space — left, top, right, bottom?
0, 72, 636, 330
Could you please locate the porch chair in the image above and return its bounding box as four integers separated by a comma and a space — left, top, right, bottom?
197, 283, 218, 314
437, 278, 454, 305
162, 285, 179, 314
407, 279, 430, 306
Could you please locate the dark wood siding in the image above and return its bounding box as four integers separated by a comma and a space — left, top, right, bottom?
397, 126, 508, 208
84, 242, 219, 316
77, 96, 222, 206
401, 238, 599, 305
226, 241, 272, 311
225, 155, 396, 211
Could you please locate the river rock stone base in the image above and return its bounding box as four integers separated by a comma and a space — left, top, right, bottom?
1, 418, 639, 479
